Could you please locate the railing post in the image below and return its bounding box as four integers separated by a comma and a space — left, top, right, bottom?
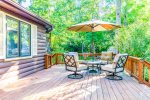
55, 54, 58, 65
44, 54, 49, 69
127, 58, 132, 76
138, 59, 144, 84
50, 55, 52, 67
57, 54, 59, 64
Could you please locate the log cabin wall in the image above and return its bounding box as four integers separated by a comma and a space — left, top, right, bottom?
0, 8, 48, 88
0, 26, 47, 88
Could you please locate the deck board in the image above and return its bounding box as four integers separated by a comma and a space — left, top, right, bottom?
96, 74, 104, 100
1, 64, 150, 100
104, 76, 117, 100
91, 74, 98, 100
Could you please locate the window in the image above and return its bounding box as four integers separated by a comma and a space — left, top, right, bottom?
6, 16, 31, 58
20, 22, 31, 56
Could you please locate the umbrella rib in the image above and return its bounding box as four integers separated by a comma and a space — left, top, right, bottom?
88, 24, 94, 31
88, 24, 92, 28
76, 25, 85, 32
94, 24, 100, 28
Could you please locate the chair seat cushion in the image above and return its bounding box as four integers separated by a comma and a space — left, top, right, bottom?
78, 60, 87, 64
101, 64, 123, 72
66, 64, 87, 72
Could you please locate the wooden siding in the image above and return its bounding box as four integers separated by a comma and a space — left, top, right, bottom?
0, 26, 47, 88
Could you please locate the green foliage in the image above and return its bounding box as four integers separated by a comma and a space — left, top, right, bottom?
114, 0, 150, 61
14, 0, 149, 61
29, 0, 116, 53
12, 0, 150, 83
144, 67, 149, 81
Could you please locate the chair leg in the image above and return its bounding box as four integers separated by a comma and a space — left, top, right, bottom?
106, 73, 123, 80
68, 72, 83, 79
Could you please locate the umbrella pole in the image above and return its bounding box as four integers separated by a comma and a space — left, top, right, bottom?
92, 32, 95, 61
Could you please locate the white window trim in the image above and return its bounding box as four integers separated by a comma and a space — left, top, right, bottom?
0, 11, 38, 61
0, 11, 6, 59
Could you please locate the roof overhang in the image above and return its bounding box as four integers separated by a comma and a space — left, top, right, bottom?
0, 0, 53, 33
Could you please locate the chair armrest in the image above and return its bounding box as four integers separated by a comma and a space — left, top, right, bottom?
77, 60, 87, 64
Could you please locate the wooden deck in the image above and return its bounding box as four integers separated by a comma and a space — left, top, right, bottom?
1, 65, 150, 100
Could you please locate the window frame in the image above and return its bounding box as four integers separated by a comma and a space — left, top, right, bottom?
19, 21, 31, 57
6, 16, 31, 58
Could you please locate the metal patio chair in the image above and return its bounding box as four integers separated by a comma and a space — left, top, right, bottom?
68, 52, 87, 64
101, 54, 128, 80
63, 53, 87, 79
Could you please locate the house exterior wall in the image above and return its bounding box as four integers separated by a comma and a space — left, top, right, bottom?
0, 8, 47, 88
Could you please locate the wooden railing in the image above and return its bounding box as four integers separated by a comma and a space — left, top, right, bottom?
44, 53, 65, 69
125, 56, 150, 86
44, 54, 55, 69
44, 53, 102, 68
45, 53, 150, 87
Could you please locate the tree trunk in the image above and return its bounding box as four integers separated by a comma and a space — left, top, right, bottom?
116, 0, 121, 25
123, 0, 128, 26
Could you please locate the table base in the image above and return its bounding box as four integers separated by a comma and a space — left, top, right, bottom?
89, 69, 98, 73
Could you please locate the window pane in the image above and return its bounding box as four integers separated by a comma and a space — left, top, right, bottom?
6, 17, 19, 58
20, 22, 31, 56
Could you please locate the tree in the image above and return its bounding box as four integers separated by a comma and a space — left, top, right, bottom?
14, 0, 150, 61
114, 0, 150, 61
116, 0, 121, 25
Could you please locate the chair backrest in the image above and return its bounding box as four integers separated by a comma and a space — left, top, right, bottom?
68, 52, 79, 61
63, 53, 79, 71
112, 54, 128, 70
101, 51, 113, 61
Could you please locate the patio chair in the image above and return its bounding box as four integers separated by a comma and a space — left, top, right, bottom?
101, 54, 128, 80
97, 51, 113, 65
63, 53, 87, 79
68, 52, 87, 64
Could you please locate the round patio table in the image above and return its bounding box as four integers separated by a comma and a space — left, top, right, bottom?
86, 60, 101, 73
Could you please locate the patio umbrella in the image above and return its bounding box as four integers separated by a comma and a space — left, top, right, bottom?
68, 19, 121, 58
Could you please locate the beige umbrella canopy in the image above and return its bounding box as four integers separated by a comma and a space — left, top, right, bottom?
68, 19, 121, 32
68, 19, 121, 54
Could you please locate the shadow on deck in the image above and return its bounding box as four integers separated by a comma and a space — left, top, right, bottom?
1, 64, 150, 100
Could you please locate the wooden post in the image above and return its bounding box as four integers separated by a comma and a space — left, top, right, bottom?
131, 59, 134, 77
50, 55, 52, 67
44, 54, 49, 69
57, 54, 59, 64
138, 60, 144, 84
127, 58, 132, 76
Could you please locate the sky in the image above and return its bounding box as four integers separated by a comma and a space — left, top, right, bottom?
21, 0, 31, 8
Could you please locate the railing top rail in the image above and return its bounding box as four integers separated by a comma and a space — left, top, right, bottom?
128, 56, 141, 61
144, 60, 150, 66
45, 53, 149, 63
79, 53, 101, 56
45, 54, 57, 57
